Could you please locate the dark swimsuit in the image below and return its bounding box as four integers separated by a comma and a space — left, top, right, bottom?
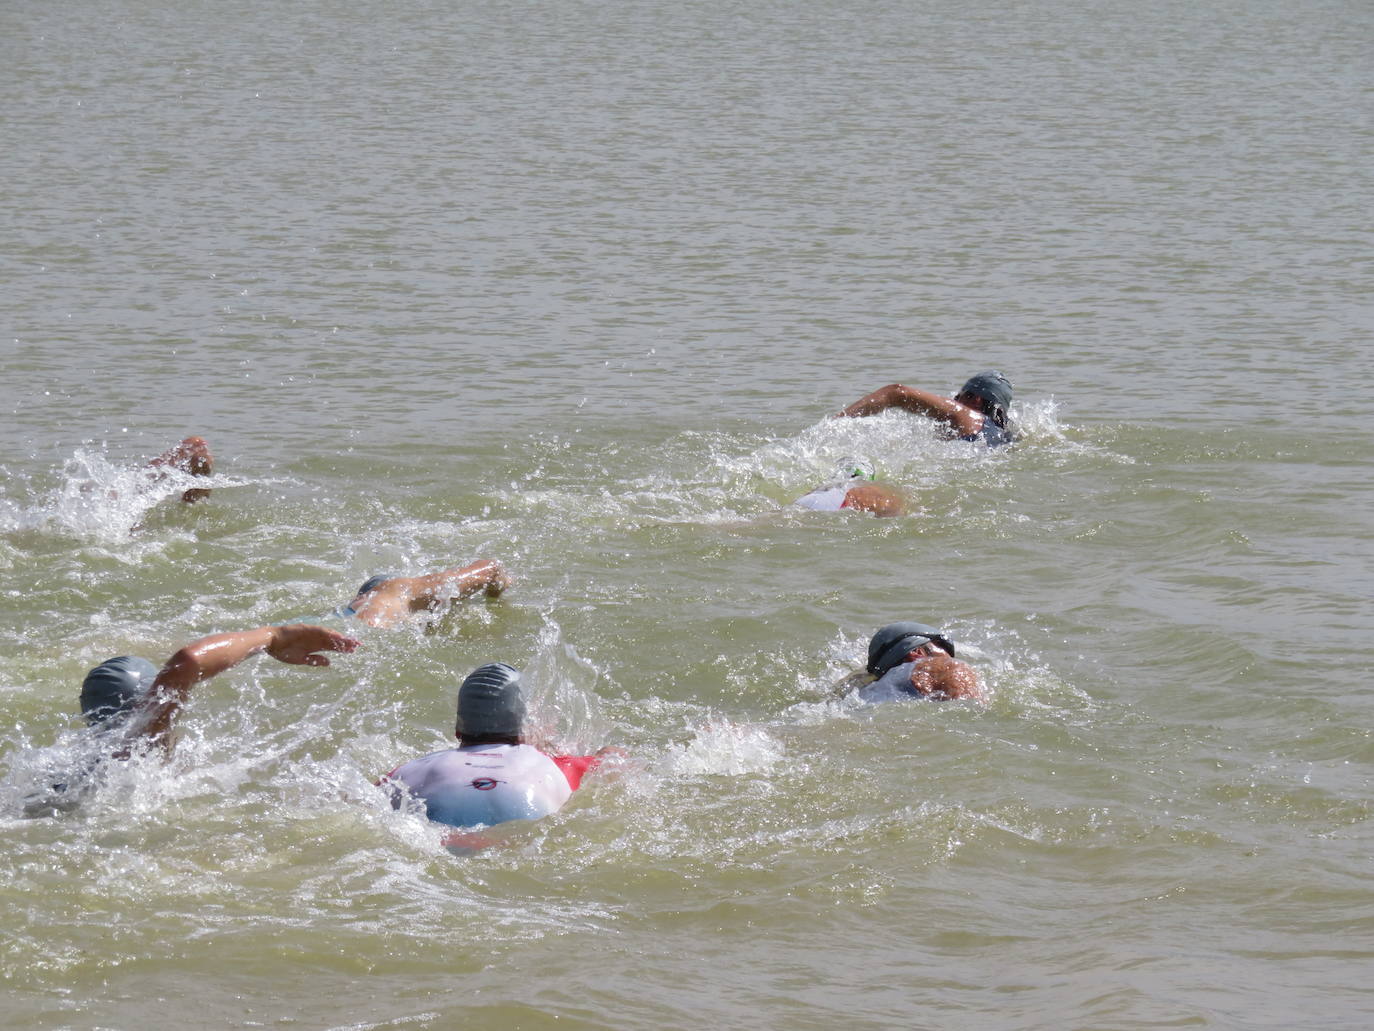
960, 420, 1013, 447
856, 661, 928, 704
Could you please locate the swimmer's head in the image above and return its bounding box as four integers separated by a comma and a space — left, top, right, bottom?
80, 656, 159, 726
867, 622, 956, 677
837, 456, 876, 481
455, 662, 526, 740
354, 573, 396, 597
955, 370, 1014, 428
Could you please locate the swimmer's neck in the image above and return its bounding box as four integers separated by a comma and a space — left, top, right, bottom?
458, 733, 522, 748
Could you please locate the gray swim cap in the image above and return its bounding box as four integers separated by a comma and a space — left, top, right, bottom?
958, 371, 1014, 415
455, 662, 526, 739
80, 655, 159, 725
866, 622, 956, 676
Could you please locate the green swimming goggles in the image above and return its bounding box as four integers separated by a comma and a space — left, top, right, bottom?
839, 457, 876, 480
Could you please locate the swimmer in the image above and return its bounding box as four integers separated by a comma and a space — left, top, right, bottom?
335, 559, 512, 628
145, 435, 215, 503
835, 370, 1015, 447
845, 621, 984, 702
80, 623, 359, 753
794, 458, 905, 517
379, 662, 617, 839
72, 435, 214, 517
22, 624, 359, 816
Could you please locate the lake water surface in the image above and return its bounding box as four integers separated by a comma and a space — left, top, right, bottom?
3, 0, 1373, 1028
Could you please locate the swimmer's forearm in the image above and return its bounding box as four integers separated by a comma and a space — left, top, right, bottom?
155, 628, 276, 692
154, 626, 357, 703
130, 628, 275, 744
133, 626, 357, 745
839, 383, 985, 436
837, 384, 901, 417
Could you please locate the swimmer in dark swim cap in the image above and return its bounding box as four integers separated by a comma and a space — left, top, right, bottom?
378, 662, 622, 843
335, 559, 512, 628
848, 621, 984, 702
22, 623, 360, 817
79, 624, 361, 753
794, 457, 906, 517
835, 370, 1016, 447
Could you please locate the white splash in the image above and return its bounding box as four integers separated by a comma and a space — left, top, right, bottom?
660, 721, 784, 777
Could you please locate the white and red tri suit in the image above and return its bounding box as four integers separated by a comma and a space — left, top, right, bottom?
383, 743, 599, 829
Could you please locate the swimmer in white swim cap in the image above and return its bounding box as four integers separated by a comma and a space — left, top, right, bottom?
794, 457, 906, 517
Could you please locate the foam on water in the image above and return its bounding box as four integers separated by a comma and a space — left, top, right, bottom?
0, 446, 259, 544
659, 720, 785, 778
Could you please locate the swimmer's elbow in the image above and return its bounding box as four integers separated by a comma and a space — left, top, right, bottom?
156, 647, 216, 691
840, 384, 907, 417
161, 649, 200, 680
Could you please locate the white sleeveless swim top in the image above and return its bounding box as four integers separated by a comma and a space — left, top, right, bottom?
794, 485, 850, 512
384, 743, 575, 829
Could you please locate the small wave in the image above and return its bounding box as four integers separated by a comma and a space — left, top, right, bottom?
1007, 397, 1067, 442
660, 720, 784, 777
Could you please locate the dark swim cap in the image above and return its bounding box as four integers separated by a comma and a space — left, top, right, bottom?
866, 622, 956, 676
80, 656, 159, 725
958, 370, 1014, 414
455, 662, 526, 738
355, 573, 396, 597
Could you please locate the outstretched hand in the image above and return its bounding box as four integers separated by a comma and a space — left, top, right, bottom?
267, 624, 361, 667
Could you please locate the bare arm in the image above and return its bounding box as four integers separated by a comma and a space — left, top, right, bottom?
836, 384, 984, 436
840, 482, 906, 517
135, 624, 360, 746
407, 559, 512, 608
350, 559, 513, 627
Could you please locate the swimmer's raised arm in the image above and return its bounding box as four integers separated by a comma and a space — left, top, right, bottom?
135, 624, 360, 746
836, 384, 983, 436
